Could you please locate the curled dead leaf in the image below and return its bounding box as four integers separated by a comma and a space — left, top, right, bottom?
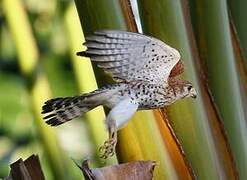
75, 160, 156, 180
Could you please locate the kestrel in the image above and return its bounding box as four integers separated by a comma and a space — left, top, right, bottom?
42, 30, 197, 158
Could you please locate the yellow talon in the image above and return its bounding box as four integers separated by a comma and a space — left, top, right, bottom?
99, 129, 117, 159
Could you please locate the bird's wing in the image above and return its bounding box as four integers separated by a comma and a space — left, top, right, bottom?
77, 30, 181, 86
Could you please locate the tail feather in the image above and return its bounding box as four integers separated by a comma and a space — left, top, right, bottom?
42, 84, 122, 126
42, 96, 82, 113
76, 51, 87, 57
42, 94, 99, 126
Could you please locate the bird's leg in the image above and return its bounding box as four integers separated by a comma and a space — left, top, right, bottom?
99, 120, 117, 159
99, 98, 138, 159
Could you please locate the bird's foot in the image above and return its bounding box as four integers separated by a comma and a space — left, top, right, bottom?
99, 129, 117, 159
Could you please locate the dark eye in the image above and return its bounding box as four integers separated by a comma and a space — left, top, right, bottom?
188, 85, 193, 91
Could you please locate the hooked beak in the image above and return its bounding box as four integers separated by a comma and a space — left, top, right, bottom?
190, 87, 197, 98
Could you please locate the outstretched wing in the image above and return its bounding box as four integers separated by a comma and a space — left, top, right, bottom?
77, 30, 181, 86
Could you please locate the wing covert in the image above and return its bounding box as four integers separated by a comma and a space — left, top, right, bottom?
77, 30, 181, 85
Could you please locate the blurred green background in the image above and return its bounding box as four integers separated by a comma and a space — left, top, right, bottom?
0, 0, 100, 179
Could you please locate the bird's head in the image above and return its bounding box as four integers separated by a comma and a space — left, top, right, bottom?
182, 83, 197, 99
169, 79, 197, 99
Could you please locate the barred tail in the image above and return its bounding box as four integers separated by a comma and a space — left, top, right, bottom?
41, 92, 102, 126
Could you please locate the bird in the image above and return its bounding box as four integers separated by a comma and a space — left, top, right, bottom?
41, 30, 197, 159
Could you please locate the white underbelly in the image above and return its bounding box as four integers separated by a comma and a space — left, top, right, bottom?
104, 94, 128, 109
